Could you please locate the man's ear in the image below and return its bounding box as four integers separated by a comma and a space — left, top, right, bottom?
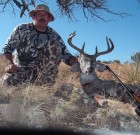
48, 17, 52, 22
71, 63, 80, 72
48, 14, 52, 22
31, 15, 35, 20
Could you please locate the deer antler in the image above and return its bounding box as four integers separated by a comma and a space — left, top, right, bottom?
68, 32, 114, 60
68, 31, 91, 57
94, 36, 114, 59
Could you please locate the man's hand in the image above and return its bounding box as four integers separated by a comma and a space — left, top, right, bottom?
5, 64, 17, 73
68, 56, 78, 66
3, 52, 17, 73
71, 63, 79, 72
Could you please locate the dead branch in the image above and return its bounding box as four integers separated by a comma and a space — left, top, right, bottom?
0, 0, 132, 21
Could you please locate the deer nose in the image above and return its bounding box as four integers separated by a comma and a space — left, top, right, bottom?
87, 67, 93, 73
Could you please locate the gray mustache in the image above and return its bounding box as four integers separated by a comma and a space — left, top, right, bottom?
39, 19, 45, 22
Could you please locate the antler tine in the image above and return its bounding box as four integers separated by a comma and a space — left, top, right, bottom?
94, 36, 114, 58
108, 37, 115, 49
82, 42, 85, 51
95, 46, 98, 54
106, 36, 114, 51
68, 32, 88, 55
68, 31, 76, 39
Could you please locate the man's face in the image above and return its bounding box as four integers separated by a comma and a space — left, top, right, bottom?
32, 11, 51, 28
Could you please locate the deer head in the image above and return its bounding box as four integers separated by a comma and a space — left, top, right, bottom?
67, 31, 114, 75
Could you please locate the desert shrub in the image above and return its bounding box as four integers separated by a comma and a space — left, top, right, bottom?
102, 61, 112, 64
122, 63, 140, 85
131, 52, 140, 63
113, 60, 121, 64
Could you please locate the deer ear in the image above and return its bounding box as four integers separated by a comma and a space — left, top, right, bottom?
78, 54, 84, 60
71, 63, 80, 72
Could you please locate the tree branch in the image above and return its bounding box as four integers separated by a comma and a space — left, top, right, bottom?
0, 0, 133, 21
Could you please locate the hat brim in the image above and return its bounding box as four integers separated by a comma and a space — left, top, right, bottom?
28, 10, 54, 21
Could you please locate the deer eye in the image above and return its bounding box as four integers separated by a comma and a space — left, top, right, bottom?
81, 59, 84, 63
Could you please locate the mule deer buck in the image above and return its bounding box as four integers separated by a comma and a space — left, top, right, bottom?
68, 32, 140, 104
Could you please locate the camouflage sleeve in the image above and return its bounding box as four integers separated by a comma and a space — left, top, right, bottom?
48, 27, 74, 65
2, 25, 21, 54
59, 37, 74, 65
60, 42, 75, 65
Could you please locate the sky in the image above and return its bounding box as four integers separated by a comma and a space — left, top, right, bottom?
0, 0, 140, 63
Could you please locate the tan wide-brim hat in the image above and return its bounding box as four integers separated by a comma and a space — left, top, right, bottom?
28, 4, 54, 21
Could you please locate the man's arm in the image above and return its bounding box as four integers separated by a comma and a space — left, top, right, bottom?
2, 25, 22, 73
48, 28, 78, 66
3, 53, 17, 73
3, 25, 21, 54
3, 53, 14, 65
67, 56, 78, 66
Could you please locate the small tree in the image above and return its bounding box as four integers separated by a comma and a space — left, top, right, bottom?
131, 52, 140, 63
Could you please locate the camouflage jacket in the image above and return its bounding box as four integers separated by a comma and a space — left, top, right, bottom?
3, 23, 73, 66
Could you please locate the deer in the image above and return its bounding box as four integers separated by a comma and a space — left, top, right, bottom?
67, 32, 140, 105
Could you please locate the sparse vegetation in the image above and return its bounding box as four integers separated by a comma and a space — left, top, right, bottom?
113, 60, 121, 64
0, 57, 140, 134
122, 62, 140, 85
131, 52, 140, 63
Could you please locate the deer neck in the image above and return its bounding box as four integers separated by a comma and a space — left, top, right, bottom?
80, 72, 98, 85
81, 79, 102, 96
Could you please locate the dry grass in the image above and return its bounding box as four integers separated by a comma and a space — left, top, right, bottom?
121, 63, 140, 85
0, 56, 140, 133
0, 55, 8, 76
